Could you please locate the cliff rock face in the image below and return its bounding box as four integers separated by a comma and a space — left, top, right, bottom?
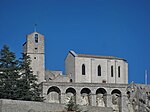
126, 83, 150, 112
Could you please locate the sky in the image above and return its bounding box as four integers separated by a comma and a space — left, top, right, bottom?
0, 0, 150, 84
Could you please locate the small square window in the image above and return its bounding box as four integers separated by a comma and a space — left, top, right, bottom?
102, 80, 106, 83
34, 57, 36, 59
35, 47, 38, 50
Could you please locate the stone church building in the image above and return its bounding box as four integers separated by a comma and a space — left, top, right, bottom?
23, 31, 150, 112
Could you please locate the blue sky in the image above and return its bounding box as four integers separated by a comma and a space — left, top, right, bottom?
0, 0, 150, 84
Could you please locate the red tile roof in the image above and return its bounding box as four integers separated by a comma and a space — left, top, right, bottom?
78, 54, 126, 61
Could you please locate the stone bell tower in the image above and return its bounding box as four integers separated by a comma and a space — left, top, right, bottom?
23, 31, 45, 83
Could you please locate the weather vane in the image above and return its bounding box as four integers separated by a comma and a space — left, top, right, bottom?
34, 24, 37, 32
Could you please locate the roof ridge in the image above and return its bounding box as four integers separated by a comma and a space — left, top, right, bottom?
78, 53, 116, 57
78, 53, 126, 61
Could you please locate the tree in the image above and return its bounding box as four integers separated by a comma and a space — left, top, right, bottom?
65, 97, 81, 112
0, 45, 20, 99
0, 45, 43, 101
18, 53, 43, 101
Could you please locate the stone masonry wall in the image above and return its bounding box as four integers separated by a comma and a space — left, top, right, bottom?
0, 99, 113, 112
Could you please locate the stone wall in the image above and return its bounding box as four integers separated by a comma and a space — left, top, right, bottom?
42, 82, 127, 112
65, 51, 75, 82
0, 99, 113, 112
0, 99, 65, 112
24, 32, 45, 83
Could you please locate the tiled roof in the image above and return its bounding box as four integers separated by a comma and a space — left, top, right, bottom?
78, 54, 126, 61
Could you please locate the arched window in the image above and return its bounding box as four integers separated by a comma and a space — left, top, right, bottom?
66, 87, 76, 103
118, 66, 120, 78
70, 79, 73, 82
111, 66, 113, 77
82, 64, 85, 75
47, 86, 61, 103
80, 88, 91, 105
96, 88, 107, 107
111, 89, 122, 111
98, 65, 101, 76
35, 34, 38, 43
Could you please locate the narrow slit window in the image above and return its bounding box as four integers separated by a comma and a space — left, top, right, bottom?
98, 65, 101, 76
35, 34, 38, 43
118, 66, 120, 77
82, 64, 85, 75
111, 66, 113, 77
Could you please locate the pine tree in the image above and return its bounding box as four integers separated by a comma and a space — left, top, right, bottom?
0, 45, 20, 99
18, 53, 43, 101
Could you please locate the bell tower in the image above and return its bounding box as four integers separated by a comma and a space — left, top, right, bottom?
23, 31, 45, 83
